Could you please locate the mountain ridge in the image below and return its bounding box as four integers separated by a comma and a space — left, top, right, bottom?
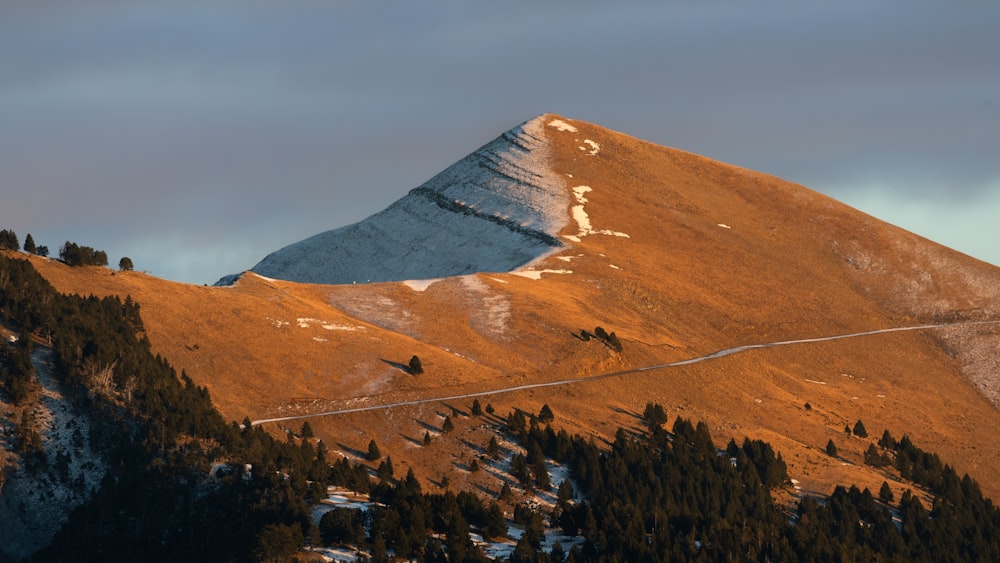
22, 113, 1000, 505
226, 115, 570, 285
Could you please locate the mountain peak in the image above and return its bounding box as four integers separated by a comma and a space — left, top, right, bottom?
232, 115, 572, 285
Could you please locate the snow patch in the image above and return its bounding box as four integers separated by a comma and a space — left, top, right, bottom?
564, 186, 630, 241
296, 318, 366, 331
717, 223, 732, 229
266, 317, 290, 328
403, 278, 441, 292
547, 119, 578, 133
580, 139, 600, 155
511, 269, 573, 280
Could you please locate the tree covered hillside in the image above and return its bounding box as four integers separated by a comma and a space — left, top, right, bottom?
1, 253, 328, 561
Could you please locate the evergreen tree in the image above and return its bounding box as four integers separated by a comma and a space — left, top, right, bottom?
23, 233, 36, 254
538, 404, 554, 423
484, 502, 507, 541
377, 456, 394, 481
0, 229, 18, 251
853, 419, 869, 438
367, 439, 381, 461
253, 523, 303, 563
879, 481, 894, 504
301, 420, 315, 438
865, 444, 890, 468
441, 415, 455, 433
118, 256, 134, 271
408, 355, 424, 374
606, 331, 623, 352
471, 398, 483, 416
826, 439, 839, 457
487, 436, 500, 458
506, 409, 527, 434
879, 429, 897, 450
423, 431, 432, 446
643, 402, 668, 430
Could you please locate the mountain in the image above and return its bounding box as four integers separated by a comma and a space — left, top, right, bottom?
24, 111, 1000, 511
222, 117, 570, 285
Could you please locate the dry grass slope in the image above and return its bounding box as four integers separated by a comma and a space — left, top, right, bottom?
28, 114, 1000, 503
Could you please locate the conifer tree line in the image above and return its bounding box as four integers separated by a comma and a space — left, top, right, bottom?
0, 253, 328, 561
0, 227, 138, 269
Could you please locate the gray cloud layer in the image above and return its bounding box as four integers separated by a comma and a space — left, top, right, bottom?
2, 2, 998, 283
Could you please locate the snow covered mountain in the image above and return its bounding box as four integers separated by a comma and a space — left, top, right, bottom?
222, 116, 570, 285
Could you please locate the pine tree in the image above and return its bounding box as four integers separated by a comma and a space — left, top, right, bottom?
538, 404, 554, 423
377, 456, 394, 481
367, 439, 381, 461
471, 398, 483, 416
301, 421, 314, 438
853, 419, 869, 438
0, 229, 18, 251
408, 355, 424, 374
487, 436, 500, 458
118, 256, 134, 271
879, 481, 894, 504
643, 402, 668, 430
879, 429, 897, 450
23, 234, 36, 254
423, 431, 432, 446
826, 439, 839, 457
484, 501, 507, 541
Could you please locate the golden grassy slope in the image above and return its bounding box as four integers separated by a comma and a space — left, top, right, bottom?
29, 114, 1000, 501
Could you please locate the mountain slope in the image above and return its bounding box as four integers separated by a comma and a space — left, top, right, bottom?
228, 117, 569, 285
28, 114, 1000, 505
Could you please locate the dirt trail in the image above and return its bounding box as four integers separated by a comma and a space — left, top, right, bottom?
252, 320, 1000, 426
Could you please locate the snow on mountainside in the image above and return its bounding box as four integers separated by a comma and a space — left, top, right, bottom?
223, 116, 570, 285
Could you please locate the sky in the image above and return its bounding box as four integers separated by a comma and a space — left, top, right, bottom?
2, 2, 998, 285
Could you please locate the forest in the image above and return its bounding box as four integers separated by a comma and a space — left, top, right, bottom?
3, 249, 1000, 562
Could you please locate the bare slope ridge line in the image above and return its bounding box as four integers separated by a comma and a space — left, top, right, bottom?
250, 320, 1000, 426
223, 115, 570, 285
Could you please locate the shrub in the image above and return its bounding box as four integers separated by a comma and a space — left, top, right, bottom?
408, 355, 424, 375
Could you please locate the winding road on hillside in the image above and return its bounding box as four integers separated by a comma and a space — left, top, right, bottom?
251, 320, 1000, 426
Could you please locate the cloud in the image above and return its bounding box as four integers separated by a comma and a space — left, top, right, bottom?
2, 2, 998, 280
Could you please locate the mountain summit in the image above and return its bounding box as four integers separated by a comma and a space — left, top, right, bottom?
28, 114, 1000, 507
223, 115, 571, 285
